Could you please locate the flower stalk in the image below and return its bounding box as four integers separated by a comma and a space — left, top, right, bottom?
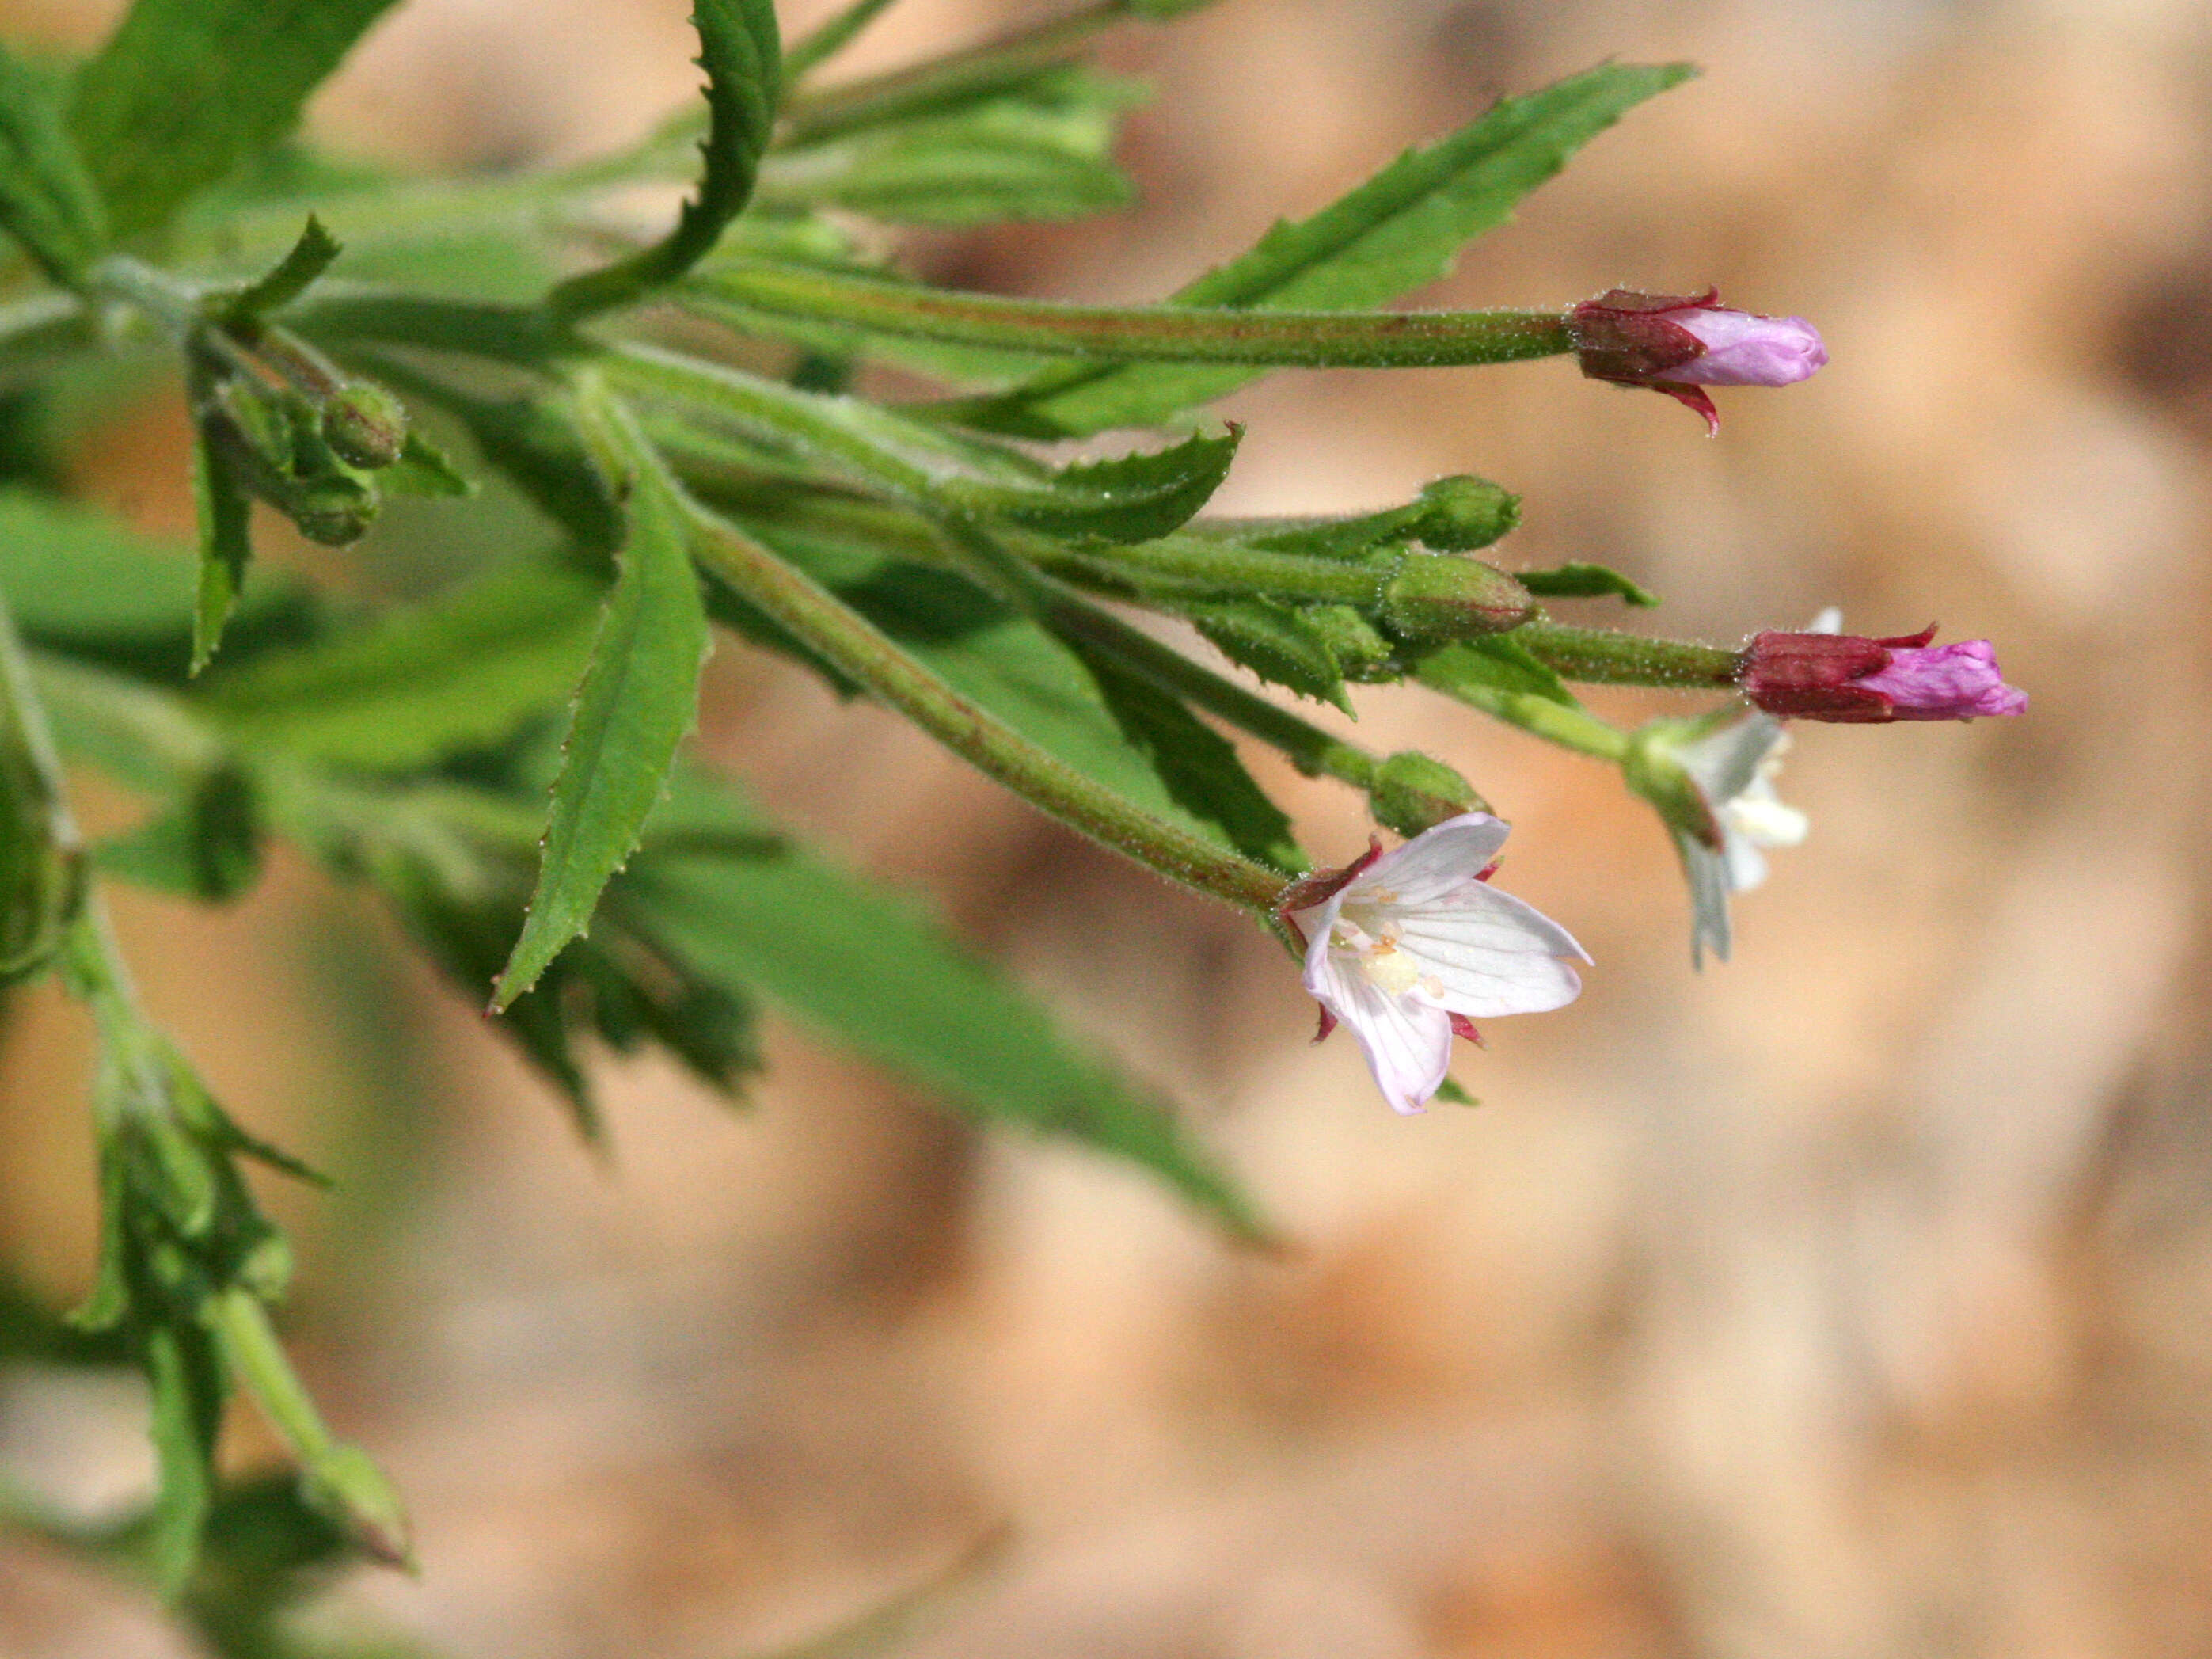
687, 262, 1578, 370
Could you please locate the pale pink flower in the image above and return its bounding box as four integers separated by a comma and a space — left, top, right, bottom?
1280, 814, 1588, 1114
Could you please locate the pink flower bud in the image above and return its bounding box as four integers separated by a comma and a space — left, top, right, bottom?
1568, 289, 1827, 432
1739, 626, 2027, 723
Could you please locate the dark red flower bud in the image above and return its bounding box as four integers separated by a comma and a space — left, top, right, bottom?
1569, 289, 1826, 432
1739, 626, 2027, 723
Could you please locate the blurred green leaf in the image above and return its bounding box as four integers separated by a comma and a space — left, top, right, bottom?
202, 564, 602, 770
217, 213, 342, 325
67, 0, 405, 240
0, 43, 108, 284
621, 839, 1266, 1239
758, 65, 1144, 226
190, 424, 254, 673
550, 0, 781, 318
93, 763, 261, 902
1515, 560, 1659, 607
963, 61, 1695, 436
496, 437, 710, 1008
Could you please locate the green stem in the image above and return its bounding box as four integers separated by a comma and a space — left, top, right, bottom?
1416, 656, 1632, 763
667, 478, 1290, 914
781, 0, 906, 87
942, 519, 1387, 791
1511, 621, 1743, 689
688, 262, 1575, 369
1038, 531, 1393, 604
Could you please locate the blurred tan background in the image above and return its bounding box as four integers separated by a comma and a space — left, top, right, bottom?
6, 0, 2212, 1653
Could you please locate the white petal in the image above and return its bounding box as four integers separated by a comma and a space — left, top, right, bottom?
1807, 607, 1843, 634
1676, 714, 1786, 808
1390, 883, 1589, 1017
1310, 953, 1454, 1114
1671, 829, 1734, 968
1719, 825, 1771, 894
1354, 812, 1511, 907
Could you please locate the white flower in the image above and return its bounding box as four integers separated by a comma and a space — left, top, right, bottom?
1282, 813, 1589, 1115
1668, 713, 1807, 965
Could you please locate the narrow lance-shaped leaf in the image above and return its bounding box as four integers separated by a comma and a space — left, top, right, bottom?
189, 421, 254, 673
0, 42, 108, 285
1514, 561, 1659, 607
67, 0, 405, 240
216, 213, 343, 329
620, 835, 1268, 1241
612, 344, 1241, 544
754, 65, 1145, 227
202, 563, 603, 771
961, 61, 1696, 436
1, 587, 82, 980
551, 0, 781, 319
495, 401, 712, 1009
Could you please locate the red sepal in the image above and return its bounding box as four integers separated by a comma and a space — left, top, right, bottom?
1313, 1005, 1338, 1045
1449, 1014, 1485, 1047
1739, 626, 1938, 722
1274, 835, 1385, 931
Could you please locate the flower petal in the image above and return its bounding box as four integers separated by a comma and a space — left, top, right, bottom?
1391, 884, 1589, 1017
1353, 812, 1512, 908
1309, 953, 1454, 1114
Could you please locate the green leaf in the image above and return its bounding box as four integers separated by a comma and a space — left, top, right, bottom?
189, 426, 253, 673
969, 61, 1696, 436
758, 65, 1144, 226
67, 0, 406, 240
781, 0, 905, 86
1185, 598, 1348, 710
0, 43, 108, 284
1515, 561, 1659, 607
2, 595, 81, 982
739, 515, 1283, 860
143, 1319, 225, 1593
550, 0, 781, 318
1416, 634, 1582, 708
216, 213, 341, 326
616, 347, 1241, 542
495, 450, 712, 1008
93, 764, 261, 902
379, 428, 474, 497
1076, 651, 1303, 873
621, 842, 1265, 1239
202, 563, 602, 770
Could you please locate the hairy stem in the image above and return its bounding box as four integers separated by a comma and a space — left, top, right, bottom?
1511, 620, 1743, 689
688, 263, 1575, 369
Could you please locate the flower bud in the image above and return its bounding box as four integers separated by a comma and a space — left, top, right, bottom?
1739, 626, 2026, 722
320, 380, 408, 470
1408, 474, 1521, 551
1380, 557, 1534, 643
284, 474, 381, 546
1569, 288, 1826, 432
1369, 750, 1483, 837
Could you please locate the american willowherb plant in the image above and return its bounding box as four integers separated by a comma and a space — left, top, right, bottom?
0, 0, 2023, 1642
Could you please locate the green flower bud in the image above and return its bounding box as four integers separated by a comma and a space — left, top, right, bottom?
1410, 475, 1521, 550
320, 380, 408, 470
1379, 556, 1535, 643
1369, 750, 1484, 836
284, 474, 379, 546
